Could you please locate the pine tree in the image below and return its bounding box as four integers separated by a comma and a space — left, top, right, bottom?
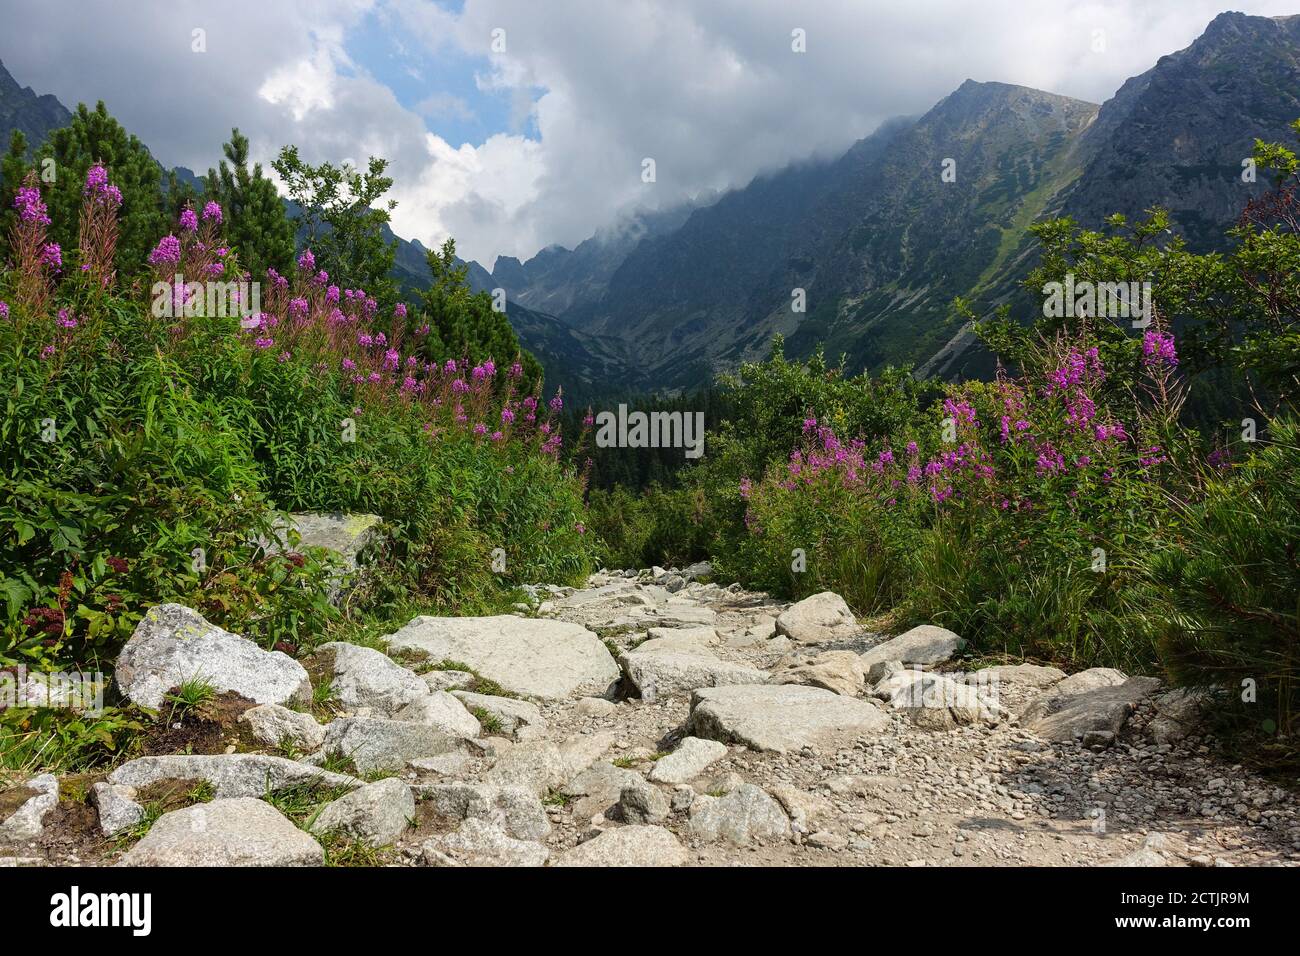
0, 129, 30, 264
205, 128, 295, 278
36, 102, 169, 283
419, 237, 542, 383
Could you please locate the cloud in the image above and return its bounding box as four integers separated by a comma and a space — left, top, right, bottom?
1, 0, 1295, 266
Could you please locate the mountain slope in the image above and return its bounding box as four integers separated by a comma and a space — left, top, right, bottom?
0, 59, 71, 147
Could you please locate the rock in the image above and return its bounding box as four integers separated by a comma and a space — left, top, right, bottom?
687, 684, 888, 753
617, 782, 670, 824
771, 650, 865, 697
1026, 677, 1163, 742
393, 691, 482, 738
0, 774, 58, 841
238, 703, 326, 752
807, 830, 848, 851
648, 737, 728, 785
688, 784, 791, 845
320, 717, 461, 775
116, 798, 322, 866
1148, 687, 1215, 744
774, 592, 860, 644
383, 615, 620, 700
1106, 833, 1171, 867
576, 696, 617, 718
671, 786, 696, 812
311, 642, 428, 717
483, 732, 615, 795
646, 625, 720, 646
451, 691, 546, 739
265, 512, 382, 602
108, 754, 362, 798
682, 561, 713, 581
310, 778, 414, 847
769, 784, 833, 831
659, 573, 687, 593
91, 783, 145, 837
620, 636, 768, 699
860, 624, 964, 669
553, 825, 688, 867
561, 761, 646, 818
421, 670, 475, 693
408, 752, 474, 777
415, 783, 550, 840
865, 659, 905, 685
873, 670, 1004, 728
971, 663, 1066, 689
423, 819, 549, 867
697, 771, 745, 795
1020, 667, 1129, 721
114, 604, 311, 710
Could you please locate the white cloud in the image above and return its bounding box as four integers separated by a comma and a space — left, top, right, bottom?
1, 0, 1295, 265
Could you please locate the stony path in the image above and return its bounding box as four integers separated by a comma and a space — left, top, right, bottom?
3, 567, 1298, 867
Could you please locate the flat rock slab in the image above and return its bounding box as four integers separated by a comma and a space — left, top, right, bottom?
1027, 677, 1163, 742
1020, 667, 1131, 722
424, 819, 549, 867
860, 624, 964, 669
687, 684, 889, 753
383, 615, 619, 700
108, 754, 362, 798
688, 784, 791, 845
115, 604, 311, 710
321, 717, 462, 775
771, 650, 865, 697
553, 825, 688, 867
452, 691, 546, 739
116, 798, 322, 866
620, 637, 768, 699
648, 737, 728, 785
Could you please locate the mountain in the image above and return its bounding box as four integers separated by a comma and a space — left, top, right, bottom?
496, 11, 1299, 391
478, 198, 715, 318
0, 59, 71, 147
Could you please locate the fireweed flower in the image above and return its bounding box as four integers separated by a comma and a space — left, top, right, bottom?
297, 249, 316, 273
56, 308, 76, 329
501, 407, 515, 424
148, 235, 182, 267
1141, 329, 1178, 367
509, 362, 523, 378
14, 184, 51, 225
254, 336, 274, 349
201, 201, 222, 224
394, 302, 407, 319
549, 393, 563, 412
40, 243, 63, 271
0, 301, 9, 320
179, 207, 199, 232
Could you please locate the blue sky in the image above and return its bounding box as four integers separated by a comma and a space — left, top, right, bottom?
345, 2, 540, 147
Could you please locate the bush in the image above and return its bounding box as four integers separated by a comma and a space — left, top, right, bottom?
0, 167, 594, 671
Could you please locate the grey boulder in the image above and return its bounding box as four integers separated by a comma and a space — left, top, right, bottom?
117, 798, 322, 866
115, 604, 310, 710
